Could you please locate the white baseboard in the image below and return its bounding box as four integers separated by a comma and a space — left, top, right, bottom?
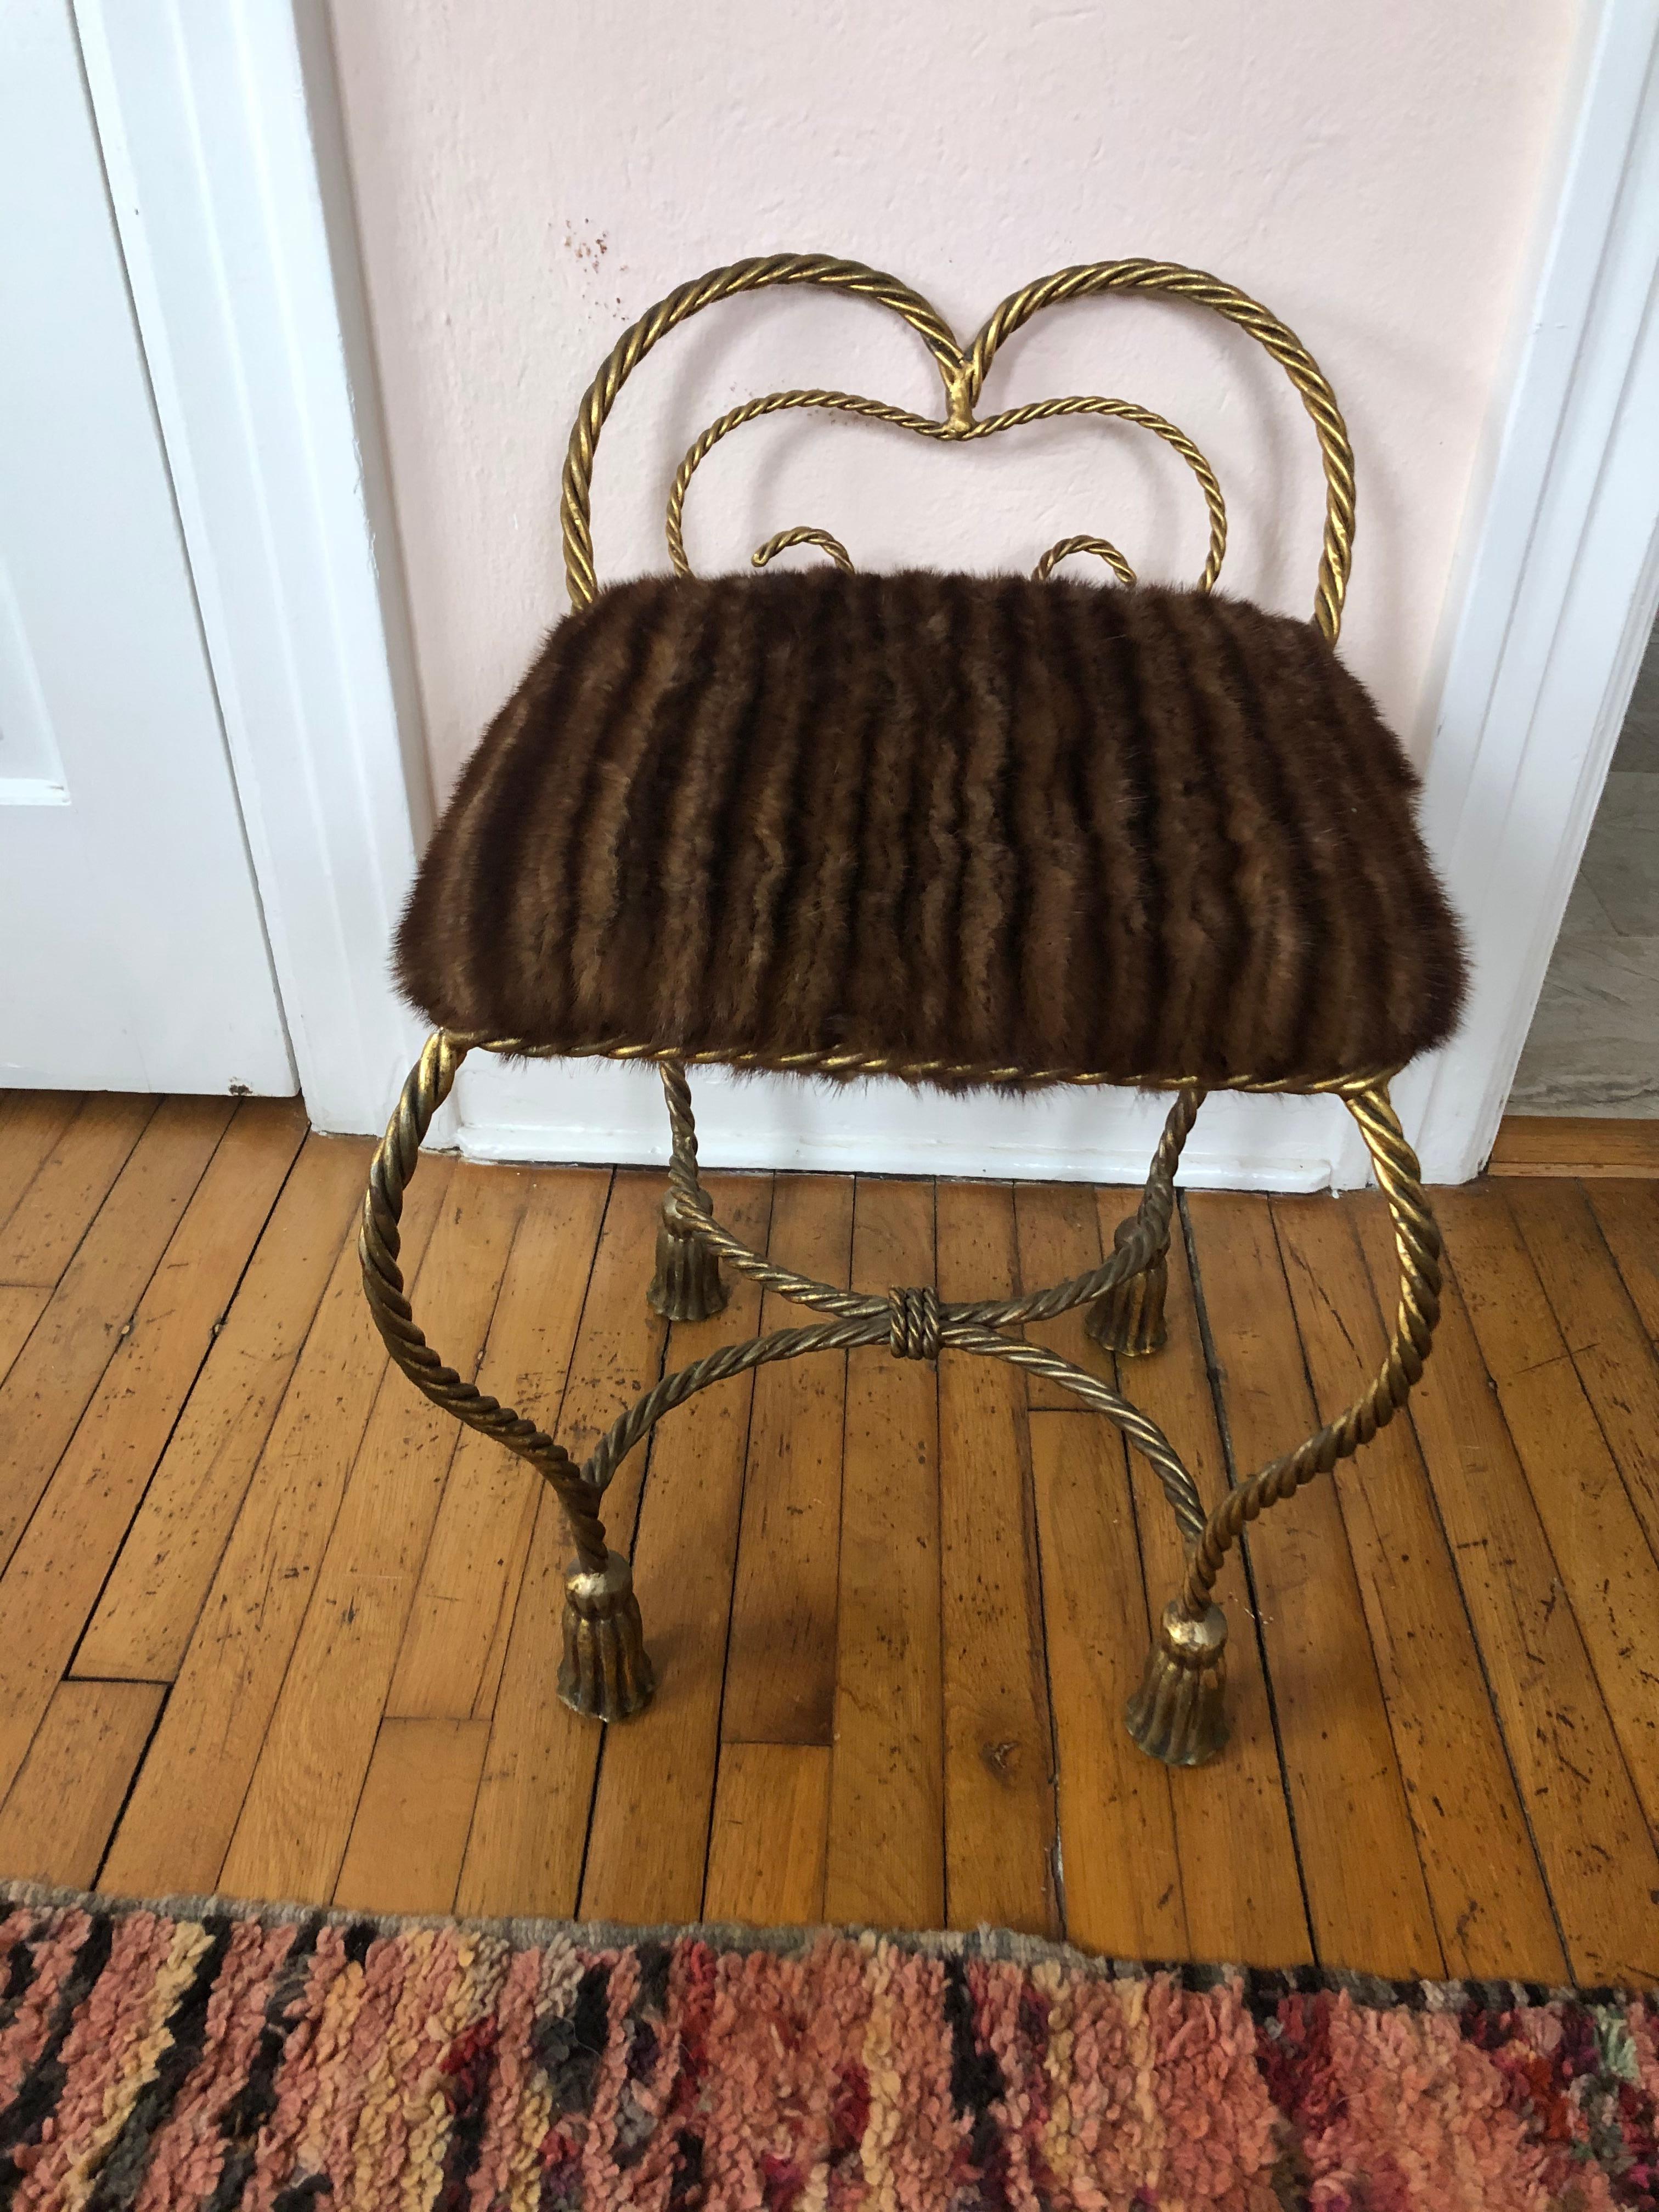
453, 1055, 1365, 1192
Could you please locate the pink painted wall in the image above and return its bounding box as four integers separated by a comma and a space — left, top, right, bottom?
327, 0, 1579, 804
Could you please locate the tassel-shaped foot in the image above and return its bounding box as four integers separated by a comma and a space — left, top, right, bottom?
558, 1551, 654, 1721
1125, 1598, 1228, 1766
1085, 1221, 1169, 1356
647, 1197, 727, 1322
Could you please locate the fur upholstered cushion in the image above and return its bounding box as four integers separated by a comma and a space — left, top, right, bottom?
396, 571, 1466, 1086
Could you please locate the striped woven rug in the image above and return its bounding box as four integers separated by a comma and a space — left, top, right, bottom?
1, 1882, 1653, 2209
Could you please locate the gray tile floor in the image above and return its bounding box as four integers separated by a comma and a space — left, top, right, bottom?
1510, 624, 1659, 1115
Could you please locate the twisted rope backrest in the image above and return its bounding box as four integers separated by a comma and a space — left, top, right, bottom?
557, 253, 1355, 641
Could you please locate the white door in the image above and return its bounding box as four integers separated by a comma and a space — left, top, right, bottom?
0, 0, 293, 1095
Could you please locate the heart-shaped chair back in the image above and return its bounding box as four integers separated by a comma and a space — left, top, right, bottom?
557, 254, 1354, 642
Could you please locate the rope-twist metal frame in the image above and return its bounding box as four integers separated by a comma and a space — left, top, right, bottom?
561, 252, 1349, 639
362, 255, 1439, 1755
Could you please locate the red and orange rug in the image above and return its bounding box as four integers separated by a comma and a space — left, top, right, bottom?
1, 1881, 1654, 2208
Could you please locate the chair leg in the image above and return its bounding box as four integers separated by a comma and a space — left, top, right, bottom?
1085, 1218, 1170, 1355
361, 1031, 654, 1720
1085, 1088, 1201, 1356
648, 1058, 727, 1320
648, 1199, 727, 1321
559, 1549, 654, 1720
1125, 1081, 1440, 1768
1124, 1597, 1231, 1764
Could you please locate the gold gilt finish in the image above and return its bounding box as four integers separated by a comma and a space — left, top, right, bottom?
563, 252, 1351, 638
362, 256, 1435, 1758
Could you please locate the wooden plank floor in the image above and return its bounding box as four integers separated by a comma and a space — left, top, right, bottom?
1, 1090, 1656, 1985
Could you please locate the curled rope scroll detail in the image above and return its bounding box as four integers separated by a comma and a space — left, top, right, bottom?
664, 387, 1224, 596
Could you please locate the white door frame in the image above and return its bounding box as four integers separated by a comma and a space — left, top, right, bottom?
72, 0, 432, 1137
72, 0, 1659, 1182
1402, 0, 1659, 1180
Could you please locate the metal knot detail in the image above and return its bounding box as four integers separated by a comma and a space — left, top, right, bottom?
888, 1285, 943, 1361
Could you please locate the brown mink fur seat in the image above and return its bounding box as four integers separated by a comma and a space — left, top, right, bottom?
396, 568, 1465, 1087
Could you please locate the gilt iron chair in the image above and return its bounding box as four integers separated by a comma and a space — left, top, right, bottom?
360, 255, 1464, 1769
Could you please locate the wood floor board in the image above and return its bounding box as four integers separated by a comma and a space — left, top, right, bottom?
1588, 1180, 1659, 1348
452, 1171, 679, 1920
935, 1181, 1059, 1939
723, 1175, 853, 1746
0, 1096, 238, 1577
1012, 1177, 1191, 1957
1435, 1185, 1659, 1832
0, 1100, 306, 1806
0, 1092, 87, 1245
0, 1092, 155, 1289
577, 1178, 775, 1926
386, 1166, 612, 1721
4, 1096, 1652, 1989
1353, 1195, 1659, 1989
74, 1122, 355, 1683
216, 1164, 529, 1904
704, 1742, 831, 1926
1489, 1115, 1659, 1178
1029, 1409, 1188, 1959
465, 1169, 680, 1726
825, 1175, 944, 1930
1272, 1193, 1568, 1982
1114, 1199, 1313, 1968
1505, 1177, 1659, 1565
453, 1489, 594, 1922
0, 1678, 163, 1891
99, 1154, 456, 1900
334, 1717, 490, 1916
0, 1287, 50, 1390
1184, 1192, 1444, 1979
1012, 1180, 1117, 1409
